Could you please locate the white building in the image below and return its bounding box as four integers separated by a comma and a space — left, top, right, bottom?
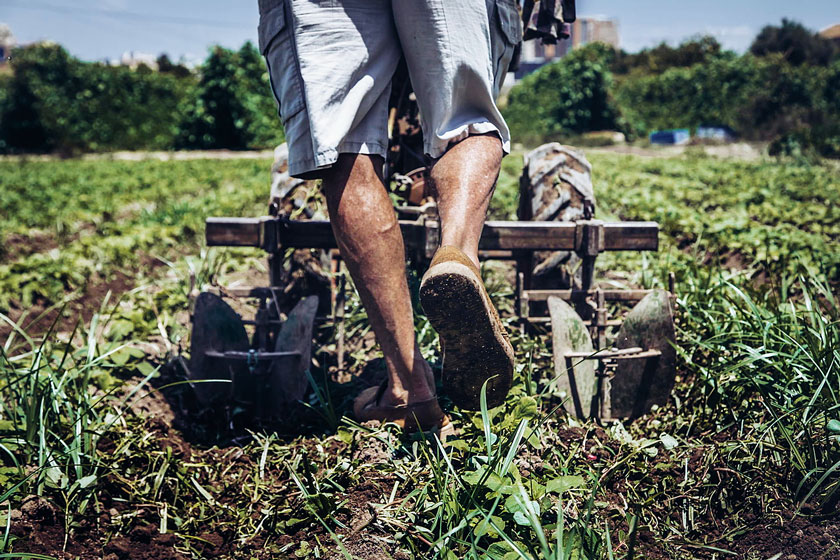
112, 51, 159, 70
0, 24, 16, 65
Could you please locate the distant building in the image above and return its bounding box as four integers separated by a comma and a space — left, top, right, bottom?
111, 51, 159, 70
516, 16, 619, 80
571, 17, 619, 49
0, 24, 15, 66
820, 24, 840, 47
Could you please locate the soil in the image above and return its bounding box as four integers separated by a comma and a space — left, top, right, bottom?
10, 496, 188, 560
0, 269, 135, 343
547, 421, 840, 560
1, 230, 60, 262
0, 246, 170, 345
5, 239, 837, 558
11, 376, 840, 559
9, 411, 412, 559
735, 512, 840, 559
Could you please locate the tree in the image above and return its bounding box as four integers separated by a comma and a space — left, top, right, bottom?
750, 19, 837, 66
0, 44, 193, 153
612, 36, 723, 75
0, 45, 73, 153
156, 53, 191, 78
176, 43, 283, 149
505, 43, 624, 143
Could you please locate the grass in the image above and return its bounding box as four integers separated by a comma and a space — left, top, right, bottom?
1, 152, 839, 558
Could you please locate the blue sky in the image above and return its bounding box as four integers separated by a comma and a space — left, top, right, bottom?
2, 0, 839, 63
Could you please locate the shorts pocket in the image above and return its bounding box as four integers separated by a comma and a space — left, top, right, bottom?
258, 1, 305, 122
495, 0, 523, 46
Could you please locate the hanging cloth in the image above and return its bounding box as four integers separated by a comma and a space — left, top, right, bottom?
521, 0, 575, 44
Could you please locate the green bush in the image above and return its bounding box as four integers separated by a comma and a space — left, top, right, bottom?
611, 35, 723, 76
176, 42, 283, 150
0, 42, 283, 154
614, 52, 754, 134
750, 18, 838, 66
614, 53, 840, 156
504, 43, 624, 144
0, 44, 194, 154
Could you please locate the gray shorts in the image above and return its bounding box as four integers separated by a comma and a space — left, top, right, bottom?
257, 0, 521, 177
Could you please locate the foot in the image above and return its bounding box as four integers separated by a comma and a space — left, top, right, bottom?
377, 350, 436, 408
419, 246, 515, 410
353, 380, 451, 433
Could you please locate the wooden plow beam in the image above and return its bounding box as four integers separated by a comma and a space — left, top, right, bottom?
205, 216, 659, 256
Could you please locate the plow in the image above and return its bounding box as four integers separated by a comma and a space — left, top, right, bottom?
187, 58, 674, 427
188, 141, 676, 426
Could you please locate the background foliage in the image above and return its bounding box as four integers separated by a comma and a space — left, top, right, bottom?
504, 43, 623, 145
175, 43, 283, 150
504, 19, 840, 157
2, 19, 838, 157
0, 42, 283, 154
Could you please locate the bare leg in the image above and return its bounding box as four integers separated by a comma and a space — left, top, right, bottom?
430, 133, 504, 266
419, 132, 513, 410
321, 154, 434, 406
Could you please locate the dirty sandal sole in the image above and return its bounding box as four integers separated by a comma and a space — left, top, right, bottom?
420, 253, 514, 410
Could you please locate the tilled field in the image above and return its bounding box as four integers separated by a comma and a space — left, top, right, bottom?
2, 152, 839, 559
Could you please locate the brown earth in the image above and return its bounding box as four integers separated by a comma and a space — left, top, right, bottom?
0, 249, 169, 345
10, 386, 840, 559
735, 512, 840, 559
10, 496, 188, 560
9, 415, 414, 559
0, 269, 134, 344
1, 231, 61, 262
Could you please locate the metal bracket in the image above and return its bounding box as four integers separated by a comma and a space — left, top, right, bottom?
574, 220, 605, 291
563, 347, 663, 420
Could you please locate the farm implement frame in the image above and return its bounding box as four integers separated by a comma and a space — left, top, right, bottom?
194, 205, 676, 423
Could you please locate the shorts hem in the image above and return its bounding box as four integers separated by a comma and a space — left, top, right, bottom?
426, 122, 511, 159
288, 140, 389, 177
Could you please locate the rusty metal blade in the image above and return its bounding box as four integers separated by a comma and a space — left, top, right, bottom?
548, 296, 597, 418
189, 292, 249, 406
265, 295, 319, 411
612, 289, 676, 419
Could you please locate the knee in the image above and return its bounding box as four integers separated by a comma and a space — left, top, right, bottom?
322, 154, 384, 194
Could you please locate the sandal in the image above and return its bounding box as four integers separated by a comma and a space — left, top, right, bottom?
353, 380, 453, 435
420, 246, 515, 410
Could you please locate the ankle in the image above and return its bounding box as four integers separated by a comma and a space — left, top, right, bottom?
381, 381, 434, 407
438, 241, 480, 268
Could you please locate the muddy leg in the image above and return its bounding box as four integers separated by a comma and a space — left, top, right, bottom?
430, 133, 504, 266
321, 154, 434, 406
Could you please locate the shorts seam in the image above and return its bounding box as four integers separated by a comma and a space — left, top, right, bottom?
286, 3, 318, 165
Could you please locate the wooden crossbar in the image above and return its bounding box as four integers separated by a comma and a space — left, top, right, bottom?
205, 216, 658, 253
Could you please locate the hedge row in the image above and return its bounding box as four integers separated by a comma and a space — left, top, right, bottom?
0, 43, 284, 154
504, 44, 840, 157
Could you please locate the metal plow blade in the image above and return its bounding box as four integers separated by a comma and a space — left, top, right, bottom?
611, 289, 676, 419
549, 296, 597, 419
265, 295, 319, 413
189, 292, 249, 406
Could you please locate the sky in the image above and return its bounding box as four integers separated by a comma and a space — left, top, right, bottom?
2, 0, 840, 64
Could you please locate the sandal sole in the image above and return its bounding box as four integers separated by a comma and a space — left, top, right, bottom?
420, 261, 514, 410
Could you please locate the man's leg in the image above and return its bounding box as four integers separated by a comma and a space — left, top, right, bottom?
391, 0, 516, 410
430, 133, 504, 267
321, 153, 434, 407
